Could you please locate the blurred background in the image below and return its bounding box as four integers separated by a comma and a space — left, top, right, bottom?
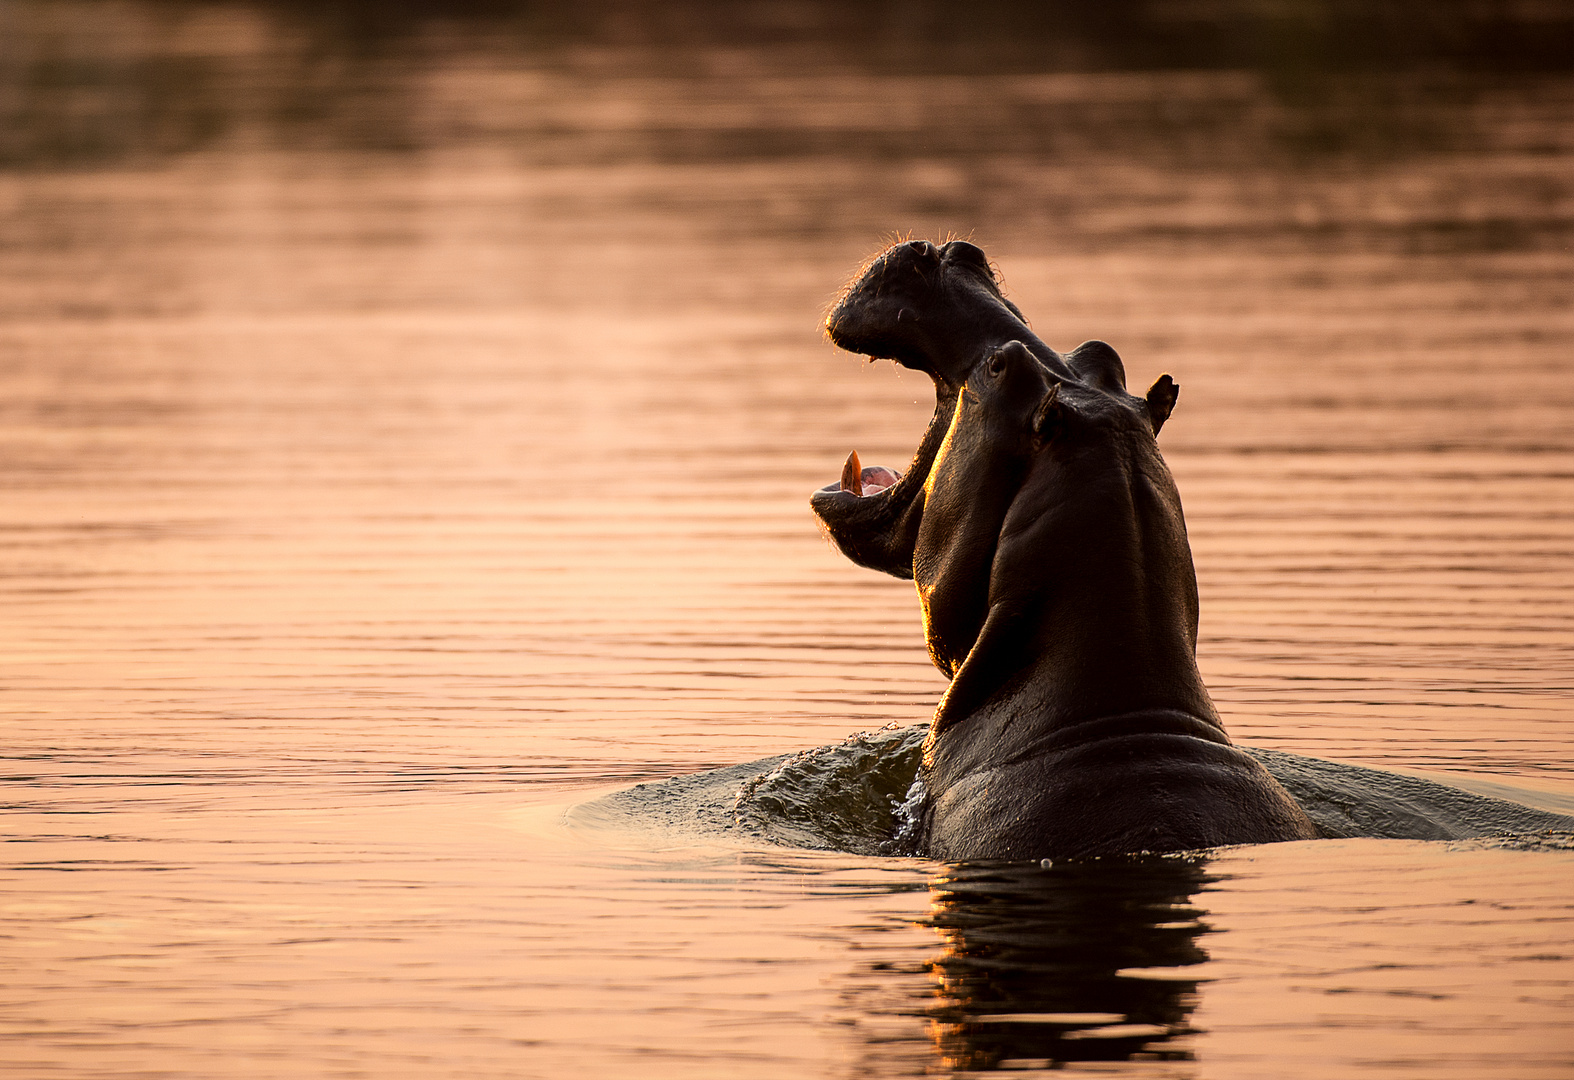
5, 1, 1573, 249
6, 0, 1574, 166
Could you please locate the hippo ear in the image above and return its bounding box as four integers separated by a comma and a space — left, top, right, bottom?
1066, 340, 1126, 392
1145, 374, 1179, 435
1032, 382, 1063, 440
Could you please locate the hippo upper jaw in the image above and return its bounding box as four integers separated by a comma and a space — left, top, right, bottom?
825, 239, 1072, 388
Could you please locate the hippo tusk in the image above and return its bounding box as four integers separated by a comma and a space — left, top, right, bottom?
840, 450, 863, 496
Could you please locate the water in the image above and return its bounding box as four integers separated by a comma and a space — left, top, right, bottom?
1, 3, 1572, 1076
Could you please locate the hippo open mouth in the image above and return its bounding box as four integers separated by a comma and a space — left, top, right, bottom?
809, 394, 945, 579
811, 239, 1074, 579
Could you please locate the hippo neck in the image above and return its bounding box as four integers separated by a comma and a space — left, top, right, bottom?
891, 294, 1075, 388
944, 317, 1076, 386
929, 445, 1222, 745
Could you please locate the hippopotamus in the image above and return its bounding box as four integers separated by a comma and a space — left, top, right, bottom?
812, 239, 1318, 860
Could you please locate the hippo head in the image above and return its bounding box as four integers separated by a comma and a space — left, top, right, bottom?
813, 239, 1079, 578
812, 240, 1178, 593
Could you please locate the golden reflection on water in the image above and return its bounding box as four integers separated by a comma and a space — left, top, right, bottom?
1, 3, 1572, 1077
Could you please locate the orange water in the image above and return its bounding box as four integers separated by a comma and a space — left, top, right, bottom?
1, 9, 1572, 1077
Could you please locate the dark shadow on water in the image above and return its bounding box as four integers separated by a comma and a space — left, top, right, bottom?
852, 854, 1217, 1073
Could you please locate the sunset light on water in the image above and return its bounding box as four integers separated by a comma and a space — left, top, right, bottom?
1, 3, 1571, 1076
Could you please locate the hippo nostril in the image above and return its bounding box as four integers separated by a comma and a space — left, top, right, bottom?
942, 240, 988, 268
907, 240, 935, 259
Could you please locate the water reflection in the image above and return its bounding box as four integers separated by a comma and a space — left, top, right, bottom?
922, 856, 1215, 1072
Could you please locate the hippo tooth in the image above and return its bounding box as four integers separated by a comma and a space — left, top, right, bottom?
841, 450, 863, 496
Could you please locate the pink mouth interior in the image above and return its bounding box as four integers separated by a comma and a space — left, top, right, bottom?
839, 450, 901, 497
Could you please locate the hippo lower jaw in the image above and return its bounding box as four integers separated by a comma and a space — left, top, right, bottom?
809, 371, 958, 581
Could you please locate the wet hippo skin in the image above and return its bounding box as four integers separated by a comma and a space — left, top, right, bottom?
813, 239, 1318, 860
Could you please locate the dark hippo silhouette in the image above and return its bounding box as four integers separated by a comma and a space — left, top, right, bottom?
813, 239, 1317, 860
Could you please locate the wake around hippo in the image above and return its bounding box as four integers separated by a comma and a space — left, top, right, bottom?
813, 239, 1318, 860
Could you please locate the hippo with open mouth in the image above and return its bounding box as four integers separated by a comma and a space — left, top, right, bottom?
813, 239, 1318, 860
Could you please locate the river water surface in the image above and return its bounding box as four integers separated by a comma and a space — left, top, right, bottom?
1, 4, 1572, 1077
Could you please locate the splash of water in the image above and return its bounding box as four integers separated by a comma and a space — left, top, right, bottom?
579, 727, 1574, 857
730, 725, 927, 856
